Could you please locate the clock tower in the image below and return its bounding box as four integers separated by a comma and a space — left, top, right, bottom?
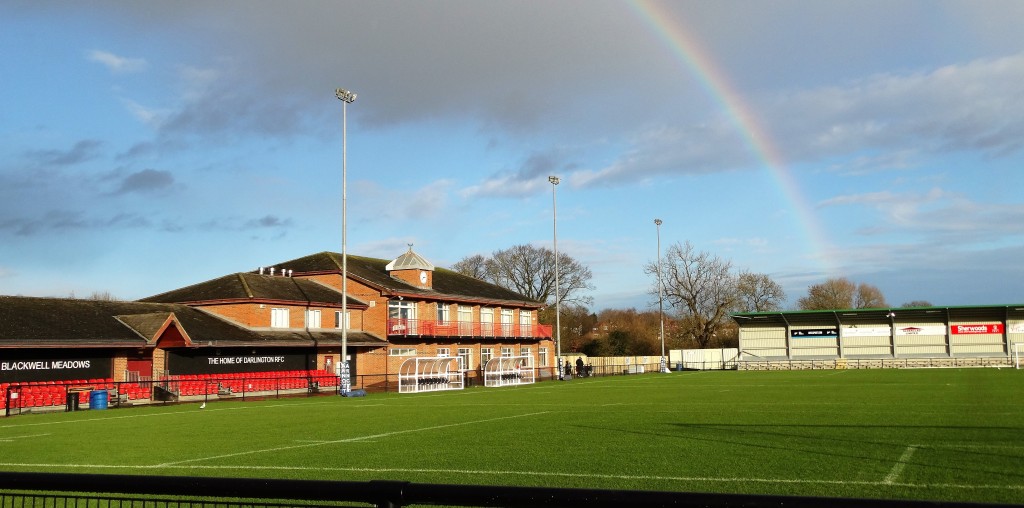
385, 245, 434, 289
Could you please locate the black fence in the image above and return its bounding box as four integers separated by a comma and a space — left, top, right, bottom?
3, 372, 339, 416
0, 472, 1012, 508
1, 363, 696, 417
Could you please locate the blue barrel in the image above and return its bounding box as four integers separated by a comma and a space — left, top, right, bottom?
89, 390, 108, 410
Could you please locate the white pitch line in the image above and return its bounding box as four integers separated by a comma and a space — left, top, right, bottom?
154, 411, 550, 467
0, 400, 375, 430
884, 445, 917, 484
0, 433, 51, 442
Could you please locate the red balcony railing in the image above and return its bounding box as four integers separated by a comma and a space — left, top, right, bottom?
387, 319, 552, 339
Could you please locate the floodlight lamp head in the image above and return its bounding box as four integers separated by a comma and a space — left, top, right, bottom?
335, 88, 357, 103
654, 218, 662, 226
548, 176, 560, 185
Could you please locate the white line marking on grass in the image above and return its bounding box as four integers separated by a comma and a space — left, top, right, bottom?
914, 442, 1024, 451
0, 401, 382, 430
884, 445, 917, 484
0, 433, 51, 442
154, 411, 550, 467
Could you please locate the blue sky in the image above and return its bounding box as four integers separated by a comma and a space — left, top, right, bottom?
2, 1, 1024, 311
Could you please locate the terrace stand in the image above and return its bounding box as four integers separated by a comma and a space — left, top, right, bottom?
397, 357, 464, 394
483, 356, 534, 387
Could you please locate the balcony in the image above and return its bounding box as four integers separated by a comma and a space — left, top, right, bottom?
387, 319, 552, 339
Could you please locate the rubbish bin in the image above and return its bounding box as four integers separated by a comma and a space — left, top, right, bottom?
65, 392, 80, 412
89, 390, 108, 410
676, 362, 683, 371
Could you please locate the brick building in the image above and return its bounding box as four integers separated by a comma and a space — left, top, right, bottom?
0, 248, 554, 392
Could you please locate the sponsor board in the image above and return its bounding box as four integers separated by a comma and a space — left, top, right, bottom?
950, 323, 1003, 335
841, 326, 891, 337
895, 325, 946, 336
791, 328, 838, 338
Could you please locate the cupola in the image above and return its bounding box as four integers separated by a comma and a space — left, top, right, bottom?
385, 245, 434, 288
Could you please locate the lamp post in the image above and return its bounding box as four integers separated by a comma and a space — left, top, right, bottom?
655, 218, 669, 373
336, 87, 356, 395
548, 175, 563, 380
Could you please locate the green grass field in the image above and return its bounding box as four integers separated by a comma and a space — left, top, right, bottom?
0, 368, 1021, 504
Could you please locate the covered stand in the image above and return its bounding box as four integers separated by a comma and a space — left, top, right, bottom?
483, 356, 534, 387
398, 357, 464, 394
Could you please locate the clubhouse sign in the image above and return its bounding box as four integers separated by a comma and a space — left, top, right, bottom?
0, 355, 112, 383
168, 348, 315, 375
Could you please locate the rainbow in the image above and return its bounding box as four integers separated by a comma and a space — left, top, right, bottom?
628, 0, 833, 275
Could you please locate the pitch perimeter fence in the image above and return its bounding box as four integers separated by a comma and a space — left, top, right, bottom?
0, 472, 1012, 508
4, 360, 670, 416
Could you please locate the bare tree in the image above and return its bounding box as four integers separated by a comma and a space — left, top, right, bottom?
735, 271, 786, 312
451, 254, 488, 280
798, 277, 887, 310
901, 300, 933, 308
649, 241, 737, 349
854, 283, 888, 308
451, 244, 594, 307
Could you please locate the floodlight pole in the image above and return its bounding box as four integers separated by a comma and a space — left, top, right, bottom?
549, 175, 563, 380
336, 87, 356, 395
655, 218, 669, 373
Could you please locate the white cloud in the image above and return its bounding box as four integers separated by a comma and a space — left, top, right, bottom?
121, 99, 163, 127
87, 50, 147, 73
768, 53, 1024, 162
818, 187, 1024, 240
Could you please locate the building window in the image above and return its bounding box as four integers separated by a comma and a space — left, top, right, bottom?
458, 306, 473, 335
481, 347, 493, 367
389, 348, 418, 356
539, 347, 549, 367
500, 309, 514, 336
334, 310, 351, 329
271, 308, 290, 328
305, 309, 321, 329
520, 347, 533, 367
500, 347, 513, 357
458, 347, 472, 371
437, 347, 450, 357
481, 308, 494, 336
519, 310, 533, 337
388, 300, 418, 334
437, 304, 450, 325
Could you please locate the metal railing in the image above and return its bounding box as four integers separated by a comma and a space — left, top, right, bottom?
0, 471, 1009, 508
386, 319, 552, 339
3, 372, 338, 416
2, 361, 693, 416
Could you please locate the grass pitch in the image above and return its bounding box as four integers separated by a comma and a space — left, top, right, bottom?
0, 368, 1021, 504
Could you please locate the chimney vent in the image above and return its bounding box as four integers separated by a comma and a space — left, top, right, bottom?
270, 267, 276, 276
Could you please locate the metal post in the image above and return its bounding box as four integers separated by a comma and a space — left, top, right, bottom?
548, 176, 562, 380
336, 87, 357, 395
655, 218, 669, 373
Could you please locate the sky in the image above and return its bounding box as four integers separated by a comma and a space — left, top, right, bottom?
2, 0, 1024, 312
